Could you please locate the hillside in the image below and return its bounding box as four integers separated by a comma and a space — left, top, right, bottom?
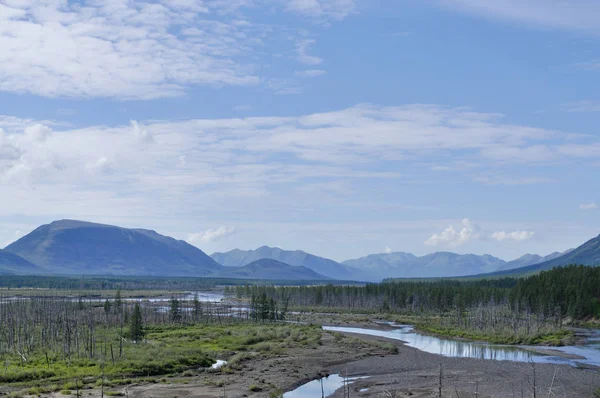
217, 258, 330, 280
497, 251, 570, 272
4, 220, 222, 277
0, 249, 42, 275
480, 234, 600, 277
211, 246, 362, 280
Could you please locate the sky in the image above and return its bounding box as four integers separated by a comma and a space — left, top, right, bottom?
0, 0, 599, 262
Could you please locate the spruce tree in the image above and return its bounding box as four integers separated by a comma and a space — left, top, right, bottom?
193, 293, 202, 321
170, 296, 181, 323
129, 302, 144, 342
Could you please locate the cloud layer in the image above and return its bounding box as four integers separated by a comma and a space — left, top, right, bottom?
0, 0, 354, 99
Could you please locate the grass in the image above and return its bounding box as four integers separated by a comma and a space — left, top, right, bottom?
0, 323, 322, 390
415, 324, 573, 346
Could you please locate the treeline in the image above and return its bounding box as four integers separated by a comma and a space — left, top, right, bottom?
228, 265, 600, 321
0, 275, 358, 290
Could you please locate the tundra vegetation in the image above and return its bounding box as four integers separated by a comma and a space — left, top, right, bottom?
0, 290, 308, 396
228, 265, 600, 345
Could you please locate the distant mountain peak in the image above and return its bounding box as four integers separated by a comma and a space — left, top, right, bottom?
218, 258, 330, 281
211, 246, 363, 280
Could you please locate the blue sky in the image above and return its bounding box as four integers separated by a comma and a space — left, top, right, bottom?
0, 0, 599, 262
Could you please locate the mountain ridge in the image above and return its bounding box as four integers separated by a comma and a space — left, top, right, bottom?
217, 258, 330, 280
211, 246, 363, 280
0, 249, 43, 275
4, 220, 222, 277
482, 234, 600, 277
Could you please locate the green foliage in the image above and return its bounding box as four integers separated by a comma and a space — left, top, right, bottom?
417, 324, 573, 346
128, 302, 145, 342
169, 296, 181, 323
0, 323, 321, 389
249, 384, 263, 392
237, 265, 600, 321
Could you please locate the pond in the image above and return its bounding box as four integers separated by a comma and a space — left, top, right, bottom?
283, 374, 367, 398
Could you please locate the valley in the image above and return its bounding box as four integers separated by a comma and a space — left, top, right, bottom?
1, 220, 600, 397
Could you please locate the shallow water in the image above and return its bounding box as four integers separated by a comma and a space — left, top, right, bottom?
324, 324, 600, 367
283, 374, 367, 398
2, 291, 225, 303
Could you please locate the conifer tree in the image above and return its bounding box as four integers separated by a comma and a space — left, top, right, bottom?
129, 302, 144, 342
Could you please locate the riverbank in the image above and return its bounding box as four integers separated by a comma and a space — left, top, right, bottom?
17, 328, 598, 398
0, 325, 394, 398
329, 332, 600, 397
290, 310, 586, 348
414, 323, 575, 346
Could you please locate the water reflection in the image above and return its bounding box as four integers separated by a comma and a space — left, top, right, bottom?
324, 325, 600, 367
284, 374, 366, 398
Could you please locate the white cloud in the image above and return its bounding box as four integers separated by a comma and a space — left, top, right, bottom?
384, 246, 392, 254
295, 69, 327, 78
188, 226, 237, 244
1, 103, 599, 228
0, 1, 265, 99
580, 203, 598, 210
0, 1, 353, 100
296, 39, 323, 65
491, 231, 535, 242
425, 218, 480, 247
284, 0, 356, 21
436, 0, 600, 33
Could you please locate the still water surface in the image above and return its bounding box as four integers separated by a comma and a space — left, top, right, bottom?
324, 324, 600, 367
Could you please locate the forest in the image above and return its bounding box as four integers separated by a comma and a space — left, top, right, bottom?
228, 265, 600, 344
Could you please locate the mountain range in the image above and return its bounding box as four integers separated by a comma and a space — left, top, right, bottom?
1, 220, 329, 280
1, 219, 599, 280
211, 246, 362, 280
340, 249, 574, 279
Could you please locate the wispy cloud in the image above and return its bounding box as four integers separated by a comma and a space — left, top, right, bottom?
284, 0, 356, 21
188, 226, 237, 244
435, 0, 600, 33
295, 69, 327, 78
580, 203, 597, 210
562, 101, 600, 113
296, 39, 323, 65
491, 230, 535, 242
0, 1, 350, 100
1, 103, 599, 227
